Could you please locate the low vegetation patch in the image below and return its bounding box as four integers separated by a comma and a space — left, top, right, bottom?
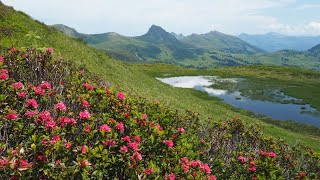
0, 48, 319, 179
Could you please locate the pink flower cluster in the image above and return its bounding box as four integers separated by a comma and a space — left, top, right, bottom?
260, 151, 277, 159
238, 156, 246, 163
83, 83, 94, 90
5, 110, 19, 120
13, 82, 24, 89
58, 116, 76, 127
46, 48, 54, 54
55, 101, 67, 111
0, 69, 9, 80
26, 99, 38, 109
163, 140, 174, 148
79, 110, 91, 120
248, 161, 257, 172
99, 124, 111, 133
180, 157, 212, 175
117, 92, 125, 101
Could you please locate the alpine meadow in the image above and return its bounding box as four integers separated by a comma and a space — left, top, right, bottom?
1, 1, 320, 179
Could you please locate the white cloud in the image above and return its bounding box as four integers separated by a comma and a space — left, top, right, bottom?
297, 3, 320, 10
266, 21, 320, 35
2, 0, 313, 36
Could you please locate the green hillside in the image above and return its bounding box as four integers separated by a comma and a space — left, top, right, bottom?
53, 24, 320, 70
181, 31, 265, 55
1, 1, 320, 151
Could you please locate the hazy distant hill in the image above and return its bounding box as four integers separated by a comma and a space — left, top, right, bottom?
182, 31, 265, 55
238, 32, 320, 52
170, 32, 185, 39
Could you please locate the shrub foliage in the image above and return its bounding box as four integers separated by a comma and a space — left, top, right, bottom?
0, 48, 319, 179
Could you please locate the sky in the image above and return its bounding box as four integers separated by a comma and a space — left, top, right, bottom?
2, 0, 320, 36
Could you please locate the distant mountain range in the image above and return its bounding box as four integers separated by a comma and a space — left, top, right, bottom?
53, 24, 320, 69
238, 32, 320, 52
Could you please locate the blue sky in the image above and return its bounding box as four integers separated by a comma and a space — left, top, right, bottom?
2, 0, 320, 36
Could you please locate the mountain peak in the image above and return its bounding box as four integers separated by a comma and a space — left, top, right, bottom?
146, 25, 168, 36
138, 25, 179, 44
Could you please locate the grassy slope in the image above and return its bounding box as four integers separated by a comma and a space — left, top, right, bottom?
181, 31, 264, 55
1, 3, 320, 150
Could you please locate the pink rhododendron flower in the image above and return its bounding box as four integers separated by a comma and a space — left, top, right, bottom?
156, 123, 163, 131
80, 160, 91, 167
100, 124, 111, 133
5, 111, 18, 120
190, 160, 201, 168
34, 86, 45, 95
82, 83, 94, 90
0, 69, 9, 80
121, 136, 131, 142
81, 145, 87, 154
164, 173, 175, 180
238, 156, 246, 163
163, 140, 174, 148
106, 89, 111, 94
298, 172, 306, 178
134, 135, 141, 143
26, 99, 38, 109
200, 163, 211, 174
46, 48, 54, 53
142, 114, 147, 119
104, 139, 116, 147
40, 81, 51, 89
45, 120, 56, 130
79, 110, 91, 120
178, 127, 185, 134
250, 161, 256, 166
209, 175, 217, 180
55, 101, 67, 111
24, 110, 38, 118
117, 92, 125, 101
143, 168, 154, 175
85, 125, 91, 132
248, 165, 256, 172
0, 56, 4, 63
180, 157, 190, 173
56, 160, 61, 165
42, 139, 51, 146
16, 91, 27, 98
268, 152, 277, 159
59, 117, 77, 126
124, 112, 130, 118
260, 150, 267, 157
0, 159, 8, 166
38, 111, 51, 122
120, 146, 128, 153
12, 82, 24, 89
133, 151, 142, 161
65, 143, 71, 149
128, 142, 139, 151
68, 118, 76, 125
37, 155, 46, 162
19, 160, 29, 168
51, 135, 61, 143
115, 122, 124, 131
80, 100, 89, 107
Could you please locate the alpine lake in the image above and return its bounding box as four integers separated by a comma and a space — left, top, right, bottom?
157, 76, 320, 128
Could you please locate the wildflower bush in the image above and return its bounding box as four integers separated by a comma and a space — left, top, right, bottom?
0, 48, 319, 179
